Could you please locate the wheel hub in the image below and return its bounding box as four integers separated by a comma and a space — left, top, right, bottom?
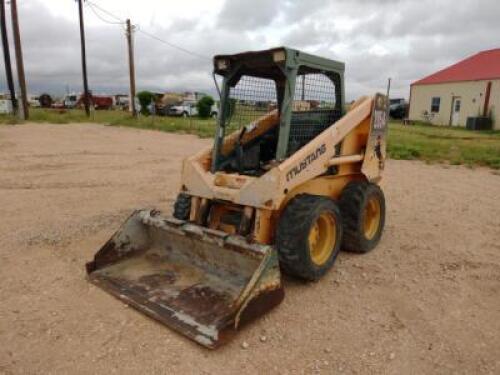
363, 196, 381, 240
308, 213, 336, 266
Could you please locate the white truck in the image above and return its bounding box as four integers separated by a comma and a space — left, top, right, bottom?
168, 101, 198, 117
167, 100, 219, 118
64, 94, 79, 109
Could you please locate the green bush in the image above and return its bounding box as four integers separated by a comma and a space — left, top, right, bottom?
196, 96, 215, 118
137, 91, 155, 115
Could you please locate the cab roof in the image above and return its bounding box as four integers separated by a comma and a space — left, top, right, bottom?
213, 47, 345, 79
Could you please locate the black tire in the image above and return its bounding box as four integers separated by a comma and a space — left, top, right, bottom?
173, 193, 191, 220
276, 194, 343, 281
339, 181, 385, 253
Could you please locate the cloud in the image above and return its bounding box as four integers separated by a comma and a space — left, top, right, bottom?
217, 0, 285, 30
0, 0, 499, 100
278, 0, 500, 98
0, 0, 257, 96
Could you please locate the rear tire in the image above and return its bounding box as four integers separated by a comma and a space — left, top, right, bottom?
173, 193, 191, 220
276, 194, 343, 281
339, 181, 385, 253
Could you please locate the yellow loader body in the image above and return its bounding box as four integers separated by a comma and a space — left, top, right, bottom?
87, 47, 389, 348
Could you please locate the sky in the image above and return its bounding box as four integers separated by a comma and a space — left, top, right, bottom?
0, 0, 499, 100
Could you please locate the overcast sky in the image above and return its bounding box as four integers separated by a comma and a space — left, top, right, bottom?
0, 0, 499, 100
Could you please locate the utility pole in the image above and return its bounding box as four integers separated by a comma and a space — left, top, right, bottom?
10, 0, 28, 119
126, 19, 136, 117
77, 0, 90, 117
0, 0, 17, 114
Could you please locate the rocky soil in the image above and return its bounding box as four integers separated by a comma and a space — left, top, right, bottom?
0, 123, 499, 374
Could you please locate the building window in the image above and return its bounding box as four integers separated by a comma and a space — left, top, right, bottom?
431, 97, 440, 113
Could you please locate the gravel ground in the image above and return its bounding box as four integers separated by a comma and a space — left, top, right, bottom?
0, 123, 499, 375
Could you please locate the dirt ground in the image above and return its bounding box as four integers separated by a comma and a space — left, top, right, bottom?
0, 123, 499, 375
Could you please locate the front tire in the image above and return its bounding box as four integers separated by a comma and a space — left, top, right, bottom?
339, 181, 385, 253
276, 194, 343, 281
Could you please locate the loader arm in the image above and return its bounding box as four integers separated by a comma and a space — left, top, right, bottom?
179, 94, 388, 211
277, 96, 374, 194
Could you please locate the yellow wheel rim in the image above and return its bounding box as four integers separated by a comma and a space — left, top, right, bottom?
308, 212, 336, 266
363, 196, 381, 240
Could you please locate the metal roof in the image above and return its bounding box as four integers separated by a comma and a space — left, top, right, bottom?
412, 48, 500, 86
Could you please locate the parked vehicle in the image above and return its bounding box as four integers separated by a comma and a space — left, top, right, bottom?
115, 95, 129, 109
28, 95, 41, 108
389, 98, 408, 119
63, 94, 78, 109
39, 93, 53, 108
76, 94, 113, 110
168, 101, 197, 117
52, 101, 66, 109
156, 105, 173, 116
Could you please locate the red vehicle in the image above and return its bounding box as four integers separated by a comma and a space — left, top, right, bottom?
77, 94, 113, 110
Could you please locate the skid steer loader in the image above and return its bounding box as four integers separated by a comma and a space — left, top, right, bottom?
86, 47, 388, 348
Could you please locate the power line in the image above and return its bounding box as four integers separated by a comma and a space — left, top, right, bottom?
84, 0, 210, 61
136, 28, 210, 61
86, 2, 124, 25
86, 0, 124, 24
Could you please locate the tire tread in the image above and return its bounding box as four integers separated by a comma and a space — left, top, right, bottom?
339, 181, 385, 253
277, 194, 342, 281
173, 193, 191, 220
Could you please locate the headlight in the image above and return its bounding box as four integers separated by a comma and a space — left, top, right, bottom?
273, 50, 286, 63
216, 59, 229, 71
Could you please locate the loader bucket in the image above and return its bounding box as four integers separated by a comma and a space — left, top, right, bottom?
86, 209, 284, 348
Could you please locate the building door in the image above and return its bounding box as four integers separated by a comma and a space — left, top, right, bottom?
451, 97, 461, 126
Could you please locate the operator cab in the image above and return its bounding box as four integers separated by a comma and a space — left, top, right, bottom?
211, 47, 345, 175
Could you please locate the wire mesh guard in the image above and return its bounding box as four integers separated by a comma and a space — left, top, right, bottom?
226, 73, 339, 157
289, 73, 340, 155
227, 76, 277, 131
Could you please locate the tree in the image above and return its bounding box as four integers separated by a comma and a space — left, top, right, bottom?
196, 95, 215, 118
137, 91, 155, 115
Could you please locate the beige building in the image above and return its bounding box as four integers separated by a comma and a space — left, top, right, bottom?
409, 49, 500, 130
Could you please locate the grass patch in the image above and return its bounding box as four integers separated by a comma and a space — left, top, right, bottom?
0, 108, 219, 137
105, 112, 218, 138
388, 122, 500, 169
2, 109, 500, 169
